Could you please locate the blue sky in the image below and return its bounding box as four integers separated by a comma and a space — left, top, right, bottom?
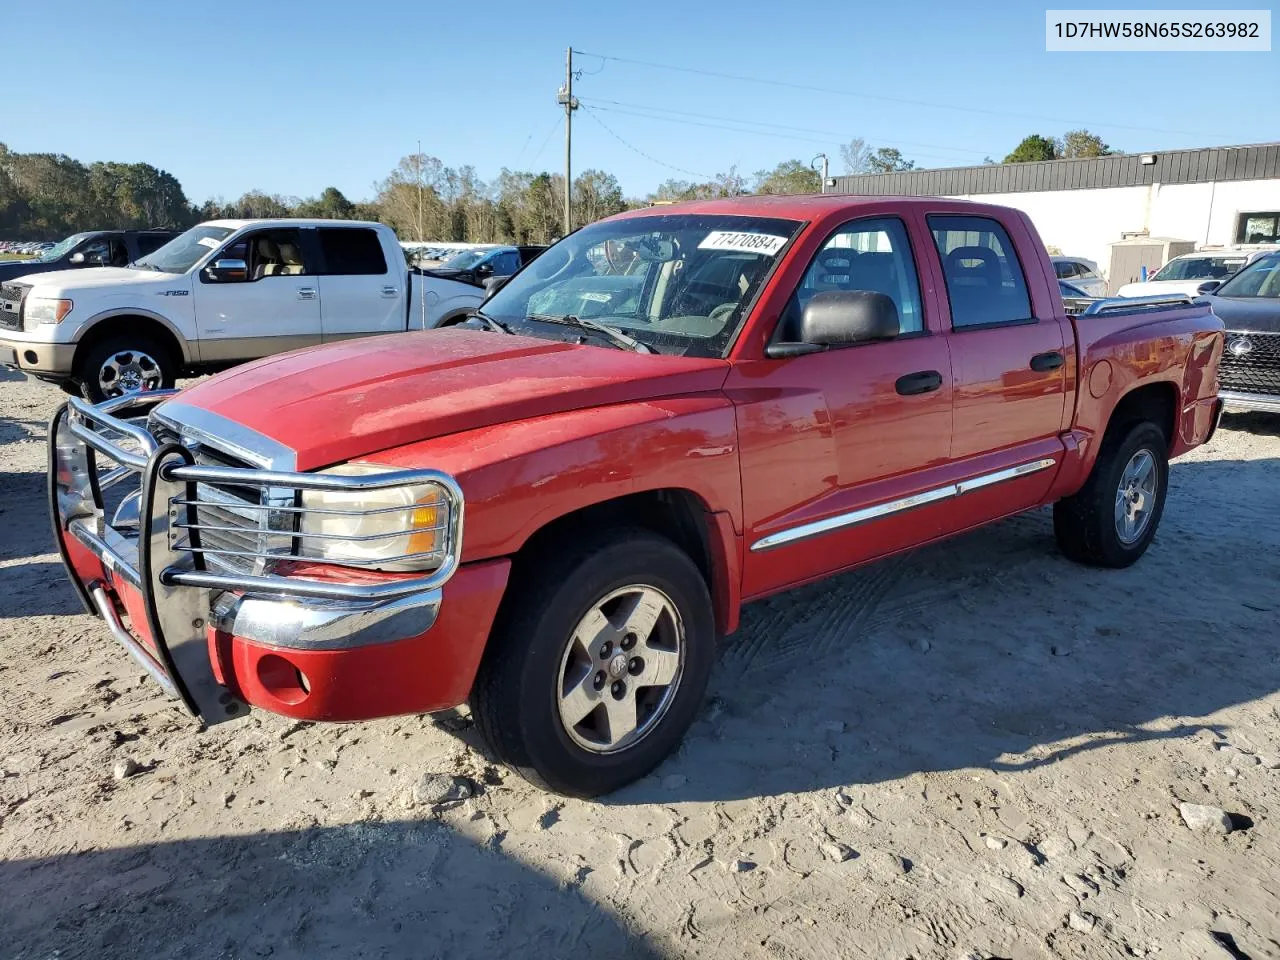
4, 0, 1276, 203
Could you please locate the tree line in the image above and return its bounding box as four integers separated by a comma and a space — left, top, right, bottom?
0, 128, 1118, 243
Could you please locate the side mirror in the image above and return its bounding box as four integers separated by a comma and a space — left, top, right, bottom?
800, 290, 899, 345
474, 262, 495, 278
205, 258, 249, 283
69, 252, 86, 265
481, 275, 510, 298
1196, 280, 1221, 295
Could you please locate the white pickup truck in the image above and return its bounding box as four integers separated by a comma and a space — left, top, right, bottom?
0, 219, 509, 401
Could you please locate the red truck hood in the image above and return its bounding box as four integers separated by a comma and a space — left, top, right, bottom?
171, 329, 730, 469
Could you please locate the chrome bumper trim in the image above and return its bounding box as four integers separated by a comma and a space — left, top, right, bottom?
751, 457, 1058, 552
1219, 389, 1280, 413
89, 583, 183, 702
212, 588, 441, 651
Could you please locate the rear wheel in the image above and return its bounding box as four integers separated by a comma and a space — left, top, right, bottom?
471, 529, 715, 797
75, 334, 176, 404
1054, 420, 1169, 567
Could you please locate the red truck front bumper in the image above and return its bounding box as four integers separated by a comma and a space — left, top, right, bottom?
50, 394, 505, 725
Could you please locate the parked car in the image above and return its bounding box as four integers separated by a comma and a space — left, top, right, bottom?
1195, 251, 1280, 414
0, 219, 494, 401
48, 194, 1223, 797
1051, 256, 1107, 298
1059, 279, 1098, 315
1116, 250, 1251, 299
0, 229, 178, 284
416, 244, 547, 327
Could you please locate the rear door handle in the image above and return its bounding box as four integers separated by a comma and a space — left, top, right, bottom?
380, 285, 399, 298
895, 370, 943, 396
297, 287, 317, 300
1030, 351, 1064, 372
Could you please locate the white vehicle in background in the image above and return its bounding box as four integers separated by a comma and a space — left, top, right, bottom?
418, 244, 546, 327
1116, 250, 1250, 298
0, 219, 519, 401
1051, 256, 1107, 298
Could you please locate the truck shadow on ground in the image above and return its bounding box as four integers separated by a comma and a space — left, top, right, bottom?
588, 454, 1280, 805
0, 820, 661, 960
1221, 411, 1280, 438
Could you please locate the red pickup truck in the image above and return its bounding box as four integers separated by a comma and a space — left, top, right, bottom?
50, 195, 1224, 796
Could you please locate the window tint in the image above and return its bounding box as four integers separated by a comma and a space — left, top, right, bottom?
929, 215, 1033, 328
491, 250, 521, 275
318, 228, 387, 275
1054, 260, 1074, 279
108, 237, 130, 267
783, 216, 923, 337
136, 234, 170, 256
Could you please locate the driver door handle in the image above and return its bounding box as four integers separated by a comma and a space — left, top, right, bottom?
895, 370, 943, 396
297, 287, 317, 300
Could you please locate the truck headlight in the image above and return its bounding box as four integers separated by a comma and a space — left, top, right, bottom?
299, 463, 453, 572
25, 297, 74, 324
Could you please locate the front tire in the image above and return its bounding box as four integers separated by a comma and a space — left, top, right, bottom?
471, 529, 715, 797
75, 334, 175, 404
1054, 420, 1169, 567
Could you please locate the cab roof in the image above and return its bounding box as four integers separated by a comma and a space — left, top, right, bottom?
609, 193, 990, 223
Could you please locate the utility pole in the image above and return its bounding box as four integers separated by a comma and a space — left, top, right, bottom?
813, 153, 830, 194
556, 47, 579, 237
416, 139, 424, 241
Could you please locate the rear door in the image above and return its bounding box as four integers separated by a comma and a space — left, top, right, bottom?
315, 226, 406, 341
926, 213, 1070, 520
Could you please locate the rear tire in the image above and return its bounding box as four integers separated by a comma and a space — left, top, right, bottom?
1054, 420, 1168, 568
471, 529, 715, 797
75, 334, 176, 404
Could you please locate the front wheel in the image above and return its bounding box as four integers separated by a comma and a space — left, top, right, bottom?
1054, 420, 1169, 567
75, 335, 176, 403
471, 529, 715, 797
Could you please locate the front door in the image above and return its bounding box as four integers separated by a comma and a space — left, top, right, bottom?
730, 215, 955, 599
194, 227, 322, 362
926, 213, 1070, 520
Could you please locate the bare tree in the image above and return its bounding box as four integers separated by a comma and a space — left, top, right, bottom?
840, 138, 872, 174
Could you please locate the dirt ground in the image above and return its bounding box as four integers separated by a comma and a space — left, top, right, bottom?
2, 365, 1279, 960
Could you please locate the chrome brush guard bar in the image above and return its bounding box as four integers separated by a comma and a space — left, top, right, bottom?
49, 391, 465, 723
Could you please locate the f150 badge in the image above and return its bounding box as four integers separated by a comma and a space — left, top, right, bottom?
157, 290, 189, 297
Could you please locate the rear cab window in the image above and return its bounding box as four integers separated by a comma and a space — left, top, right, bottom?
929, 215, 1033, 329
318, 228, 388, 275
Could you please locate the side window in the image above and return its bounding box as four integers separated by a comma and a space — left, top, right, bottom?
783, 216, 923, 336
1054, 261, 1073, 279
135, 234, 170, 256
241, 229, 308, 280
929, 215, 1033, 329
318, 228, 388, 276
493, 250, 520, 275
79, 237, 111, 266
108, 238, 130, 267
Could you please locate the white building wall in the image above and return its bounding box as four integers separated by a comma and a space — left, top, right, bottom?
942, 178, 1280, 278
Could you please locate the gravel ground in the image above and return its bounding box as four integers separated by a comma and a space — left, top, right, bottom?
2, 366, 1279, 960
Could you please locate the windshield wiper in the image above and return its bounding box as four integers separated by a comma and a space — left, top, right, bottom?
469, 309, 515, 335
526, 313, 653, 353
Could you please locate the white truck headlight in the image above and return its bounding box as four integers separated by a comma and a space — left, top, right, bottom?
25, 297, 74, 324
299, 463, 453, 572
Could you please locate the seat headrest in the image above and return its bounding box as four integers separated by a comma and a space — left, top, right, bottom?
256, 236, 281, 259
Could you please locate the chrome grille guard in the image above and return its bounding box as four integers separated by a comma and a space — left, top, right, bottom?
49, 391, 465, 722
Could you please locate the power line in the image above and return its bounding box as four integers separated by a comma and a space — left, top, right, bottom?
580, 96, 992, 158
528, 114, 563, 166
579, 105, 715, 180
573, 49, 1225, 140
583, 102, 976, 167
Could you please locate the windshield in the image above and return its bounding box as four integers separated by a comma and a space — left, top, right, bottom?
1215, 255, 1280, 298
33, 233, 91, 263
439, 249, 492, 271
135, 224, 236, 273
480, 213, 802, 357
1152, 256, 1246, 281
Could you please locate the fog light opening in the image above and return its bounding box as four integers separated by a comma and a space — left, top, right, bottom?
23, 350, 38, 365
256, 653, 311, 706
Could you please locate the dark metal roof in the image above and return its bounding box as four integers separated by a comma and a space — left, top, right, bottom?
830, 142, 1280, 197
